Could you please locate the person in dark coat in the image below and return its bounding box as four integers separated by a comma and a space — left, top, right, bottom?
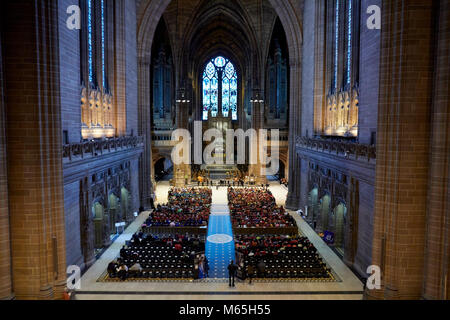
107, 261, 117, 277
247, 264, 255, 284
257, 260, 266, 278
228, 260, 238, 287
149, 196, 155, 210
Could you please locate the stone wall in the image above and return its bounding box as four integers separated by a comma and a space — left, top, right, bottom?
354, 180, 374, 276
0, 25, 13, 300
300, 0, 315, 137
63, 181, 83, 269
59, 0, 82, 144
125, 0, 139, 136
297, 0, 377, 276
58, 0, 142, 271
3, 0, 67, 299
358, 0, 381, 145
368, 0, 435, 300
423, 0, 450, 300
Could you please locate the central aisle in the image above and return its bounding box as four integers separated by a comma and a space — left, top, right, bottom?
205, 187, 236, 279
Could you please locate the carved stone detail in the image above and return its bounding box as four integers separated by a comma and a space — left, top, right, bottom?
81, 86, 115, 139
296, 136, 376, 162
323, 87, 359, 137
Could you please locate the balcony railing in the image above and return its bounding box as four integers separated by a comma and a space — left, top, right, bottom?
63, 136, 144, 161
152, 131, 177, 148
296, 137, 376, 162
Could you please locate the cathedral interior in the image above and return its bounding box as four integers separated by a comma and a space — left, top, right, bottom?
0, 0, 448, 301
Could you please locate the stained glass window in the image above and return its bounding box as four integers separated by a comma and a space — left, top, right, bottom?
101, 0, 106, 89
203, 61, 218, 120
202, 56, 238, 121
87, 0, 93, 84
334, 0, 340, 90
346, 0, 352, 85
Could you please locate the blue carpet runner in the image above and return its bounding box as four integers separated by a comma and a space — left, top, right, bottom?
205, 204, 236, 279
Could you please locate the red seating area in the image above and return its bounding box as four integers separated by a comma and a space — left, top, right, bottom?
228, 187, 297, 230
143, 188, 212, 227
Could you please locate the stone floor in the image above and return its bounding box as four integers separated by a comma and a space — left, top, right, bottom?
75, 181, 363, 300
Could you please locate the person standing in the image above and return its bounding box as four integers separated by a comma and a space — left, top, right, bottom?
228, 260, 238, 287
257, 260, 266, 278
198, 256, 205, 279
247, 264, 255, 285
149, 194, 155, 211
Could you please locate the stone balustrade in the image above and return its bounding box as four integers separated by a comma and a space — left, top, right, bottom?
296, 136, 376, 162
63, 136, 144, 161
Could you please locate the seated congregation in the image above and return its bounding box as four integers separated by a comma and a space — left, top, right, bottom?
228, 188, 330, 281
104, 186, 331, 282
228, 187, 296, 229
106, 187, 212, 281
143, 187, 212, 227
107, 232, 207, 281
235, 234, 332, 280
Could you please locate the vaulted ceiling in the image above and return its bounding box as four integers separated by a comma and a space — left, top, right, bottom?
155, 0, 279, 83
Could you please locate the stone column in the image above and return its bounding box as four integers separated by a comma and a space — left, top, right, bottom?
286, 61, 302, 210
313, 0, 326, 135
366, 0, 435, 300
0, 32, 14, 300
248, 90, 266, 185
173, 89, 191, 186
138, 57, 153, 207
80, 178, 95, 270
113, 0, 127, 136
3, 0, 67, 299
344, 177, 359, 267
423, 0, 450, 301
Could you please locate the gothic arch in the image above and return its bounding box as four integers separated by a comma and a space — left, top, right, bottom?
137, 0, 304, 80
137, 0, 304, 204
137, 0, 303, 63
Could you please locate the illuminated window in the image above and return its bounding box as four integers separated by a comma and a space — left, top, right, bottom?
346, 0, 352, 85
101, 0, 106, 89
334, 0, 340, 90
202, 56, 238, 121
87, 0, 93, 84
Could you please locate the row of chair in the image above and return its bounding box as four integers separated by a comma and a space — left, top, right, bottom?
110, 270, 195, 279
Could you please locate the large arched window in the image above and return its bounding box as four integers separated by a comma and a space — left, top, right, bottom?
87, 0, 93, 84
203, 56, 238, 121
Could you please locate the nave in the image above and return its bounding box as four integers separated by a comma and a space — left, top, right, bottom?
75, 183, 363, 300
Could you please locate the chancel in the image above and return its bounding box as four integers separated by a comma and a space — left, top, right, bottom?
0, 0, 448, 301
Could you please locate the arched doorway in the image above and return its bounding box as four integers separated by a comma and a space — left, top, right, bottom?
308, 188, 318, 228
319, 194, 331, 232
92, 202, 104, 250
121, 187, 130, 222
334, 203, 347, 256
155, 157, 173, 181
108, 193, 120, 238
